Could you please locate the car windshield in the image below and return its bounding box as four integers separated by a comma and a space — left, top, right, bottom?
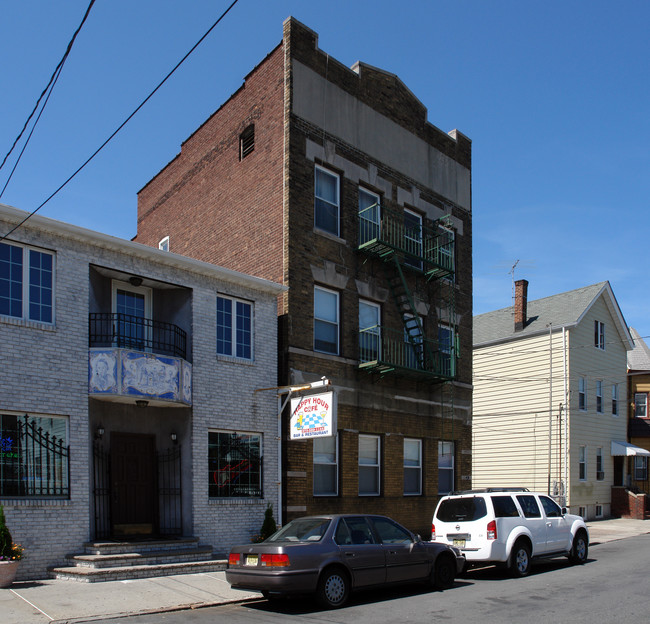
436, 497, 488, 522
265, 517, 331, 543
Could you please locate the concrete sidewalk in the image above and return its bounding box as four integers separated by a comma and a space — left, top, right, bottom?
2, 517, 648, 624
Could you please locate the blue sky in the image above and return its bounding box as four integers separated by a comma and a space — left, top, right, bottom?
1, 1, 648, 339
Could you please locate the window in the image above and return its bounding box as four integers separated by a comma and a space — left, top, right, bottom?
491, 496, 519, 518
404, 314, 424, 369
438, 440, 454, 494
596, 447, 604, 480
404, 438, 422, 495
579, 377, 586, 410
634, 456, 648, 481
217, 295, 252, 359
0, 413, 69, 497
208, 431, 261, 498
0, 241, 54, 323
359, 300, 380, 363
635, 393, 647, 418
579, 446, 587, 481
314, 286, 339, 355
335, 516, 375, 545
359, 434, 380, 496
314, 434, 338, 496
539, 495, 563, 518
403, 209, 423, 269
239, 125, 254, 159
612, 384, 618, 416
314, 166, 340, 236
372, 517, 413, 544
516, 495, 541, 518
594, 320, 605, 350
596, 381, 603, 413
595, 505, 603, 518
438, 324, 456, 377
113, 280, 152, 351
358, 187, 380, 245
158, 236, 170, 252
438, 225, 455, 278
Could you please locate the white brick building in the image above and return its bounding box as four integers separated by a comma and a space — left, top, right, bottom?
0, 203, 284, 580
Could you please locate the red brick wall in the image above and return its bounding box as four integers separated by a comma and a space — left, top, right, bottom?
135, 45, 286, 286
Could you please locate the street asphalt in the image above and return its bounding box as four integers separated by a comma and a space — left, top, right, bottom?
2, 517, 648, 624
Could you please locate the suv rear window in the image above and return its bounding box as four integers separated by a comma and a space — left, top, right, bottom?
436, 497, 488, 522
491, 495, 520, 518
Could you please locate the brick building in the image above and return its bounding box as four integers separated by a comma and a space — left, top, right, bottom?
0, 203, 283, 579
135, 18, 473, 537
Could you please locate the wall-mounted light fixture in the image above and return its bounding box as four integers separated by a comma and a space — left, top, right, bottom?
135, 400, 149, 408
170, 432, 178, 444
95, 425, 105, 440
129, 276, 143, 287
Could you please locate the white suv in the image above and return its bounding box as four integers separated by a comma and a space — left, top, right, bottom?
431, 488, 589, 576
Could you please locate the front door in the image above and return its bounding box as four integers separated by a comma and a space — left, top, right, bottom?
111, 433, 157, 537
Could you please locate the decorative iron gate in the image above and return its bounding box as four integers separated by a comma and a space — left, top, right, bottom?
92, 441, 182, 539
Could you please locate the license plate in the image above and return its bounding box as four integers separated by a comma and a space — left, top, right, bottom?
453, 539, 466, 548
245, 555, 259, 566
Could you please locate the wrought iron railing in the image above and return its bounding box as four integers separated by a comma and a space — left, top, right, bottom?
359, 325, 455, 379
358, 205, 455, 278
89, 313, 187, 359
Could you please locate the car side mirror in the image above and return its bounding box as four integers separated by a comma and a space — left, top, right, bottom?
561, 507, 567, 515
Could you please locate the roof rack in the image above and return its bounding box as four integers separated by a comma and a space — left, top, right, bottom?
449, 487, 530, 495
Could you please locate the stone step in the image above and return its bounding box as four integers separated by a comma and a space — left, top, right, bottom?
49, 559, 228, 583
82, 537, 201, 556
65, 546, 215, 569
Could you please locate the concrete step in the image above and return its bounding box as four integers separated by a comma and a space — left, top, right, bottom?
81, 537, 201, 556
49, 559, 228, 583
64, 546, 215, 569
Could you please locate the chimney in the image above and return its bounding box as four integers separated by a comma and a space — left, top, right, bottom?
514, 279, 528, 331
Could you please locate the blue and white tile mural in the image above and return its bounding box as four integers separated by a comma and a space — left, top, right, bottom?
89, 348, 192, 405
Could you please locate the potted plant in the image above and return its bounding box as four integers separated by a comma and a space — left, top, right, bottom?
0, 505, 24, 588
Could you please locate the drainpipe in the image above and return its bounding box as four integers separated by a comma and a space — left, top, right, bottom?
548, 323, 553, 496
563, 326, 568, 507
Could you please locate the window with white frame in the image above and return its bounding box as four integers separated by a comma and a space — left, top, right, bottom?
612, 384, 618, 416
208, 430, 261, 498
438, 440, 454, 494
313, 434, 338, 496
0, 241, 54, 323
314, 166, 340, 236
314, 286, 339, 355
0, 413, 69, 497
439, 225, 455, 279
359, 299, 381, 363
579, 377, 586, 410
594, 320, 605, 350
158, 236, 170, 252
596, 380, 603, 413
359, 434, 380, 496
438, 323, 456, 377
596, 447, 604, 480
358, 187, 380, 245
113, 280, 152, 351
634, 456, 648, 481
579, 446, 587, 481
403, 208, 423, 270
217, 295, 252, 360
635, 393, 648, 418
404, 438, 422, 495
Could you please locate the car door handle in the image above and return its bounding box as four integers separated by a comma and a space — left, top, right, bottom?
345, 552, 356, 557
546, 522, 552, 528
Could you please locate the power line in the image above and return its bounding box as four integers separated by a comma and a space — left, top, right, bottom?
0, 0, 97, 195
0, 0, 241, 243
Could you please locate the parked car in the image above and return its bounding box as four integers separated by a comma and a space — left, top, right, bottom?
226, 514, 464, 608
431, 488, 589, 577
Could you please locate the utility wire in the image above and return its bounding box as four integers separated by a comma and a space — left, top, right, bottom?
1, 0, 241, 242
0, 0, 96, 194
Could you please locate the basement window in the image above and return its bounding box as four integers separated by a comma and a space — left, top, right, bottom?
239, 125, 255, 160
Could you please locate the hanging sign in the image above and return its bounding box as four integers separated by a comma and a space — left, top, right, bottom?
290, 391, 336, 439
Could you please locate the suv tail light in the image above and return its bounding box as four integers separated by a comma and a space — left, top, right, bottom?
431, 523, 436, 540
487, 520, 497, 540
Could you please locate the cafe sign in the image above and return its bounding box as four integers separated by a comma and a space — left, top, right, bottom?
289, 391, 336, 439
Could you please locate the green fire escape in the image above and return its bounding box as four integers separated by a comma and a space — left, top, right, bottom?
358, 203, 456, 381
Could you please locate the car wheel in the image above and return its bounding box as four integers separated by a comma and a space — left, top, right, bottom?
509, 541, 531, 577
569, 530, 588, 565
316, 567, 349, 609
432, 554, 456, 590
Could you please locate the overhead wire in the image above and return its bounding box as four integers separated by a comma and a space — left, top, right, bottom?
0, 0, 242, 243
0, 0, 97, 195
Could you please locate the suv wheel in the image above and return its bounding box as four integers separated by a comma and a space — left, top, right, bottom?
509, 540, 531, 577
569, 530, 588, 565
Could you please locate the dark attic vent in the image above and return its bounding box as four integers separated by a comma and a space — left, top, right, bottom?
239, 125, 255, 160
